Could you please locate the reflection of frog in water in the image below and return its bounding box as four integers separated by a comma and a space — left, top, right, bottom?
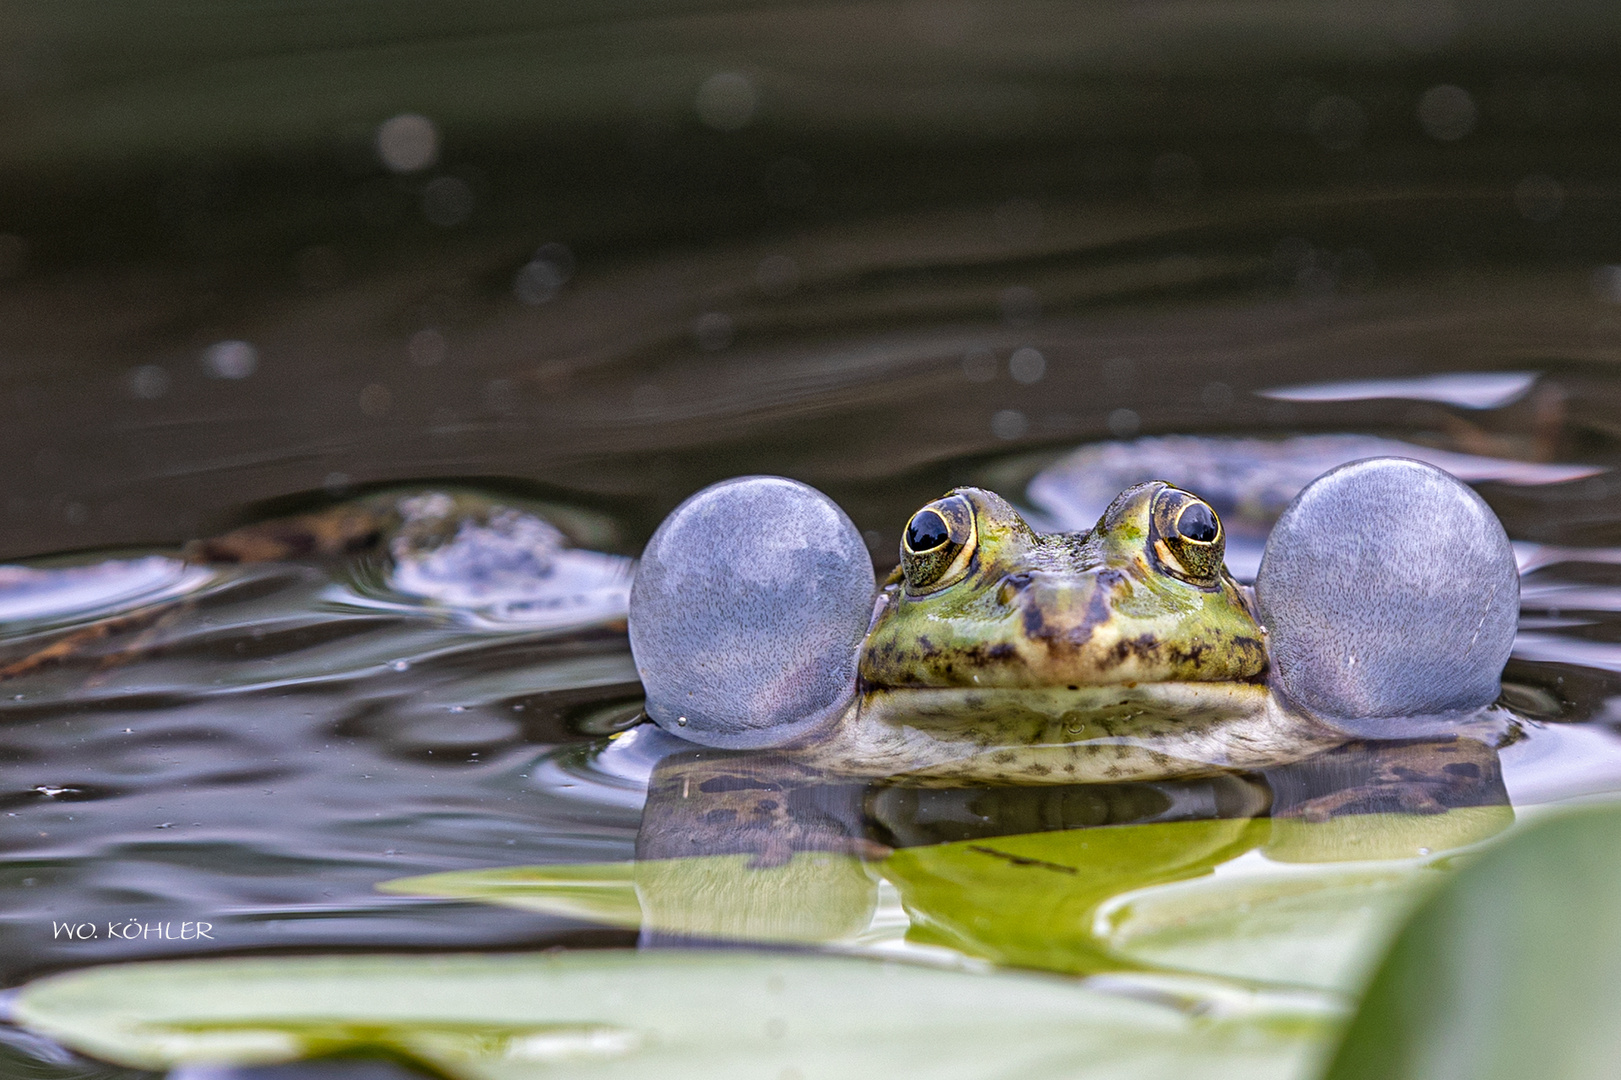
609, 729, 1513, 972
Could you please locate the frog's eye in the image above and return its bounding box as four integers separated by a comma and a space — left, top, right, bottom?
901, 494, 977, 593
1150, 487, 1225, 585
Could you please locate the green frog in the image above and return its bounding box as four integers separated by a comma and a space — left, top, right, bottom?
626, 459, 1521, 784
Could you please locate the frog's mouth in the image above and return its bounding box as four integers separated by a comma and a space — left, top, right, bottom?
855, 681, 1279, 729
829, 681, 1338, 784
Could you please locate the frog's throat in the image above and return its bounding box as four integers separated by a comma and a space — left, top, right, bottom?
792, 683, 1345, 785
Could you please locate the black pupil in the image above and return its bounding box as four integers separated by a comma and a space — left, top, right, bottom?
1177, 503, 1219, 543
906, 509, 951, 551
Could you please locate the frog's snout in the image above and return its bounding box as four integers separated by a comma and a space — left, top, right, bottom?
1008, 569, 1125, 652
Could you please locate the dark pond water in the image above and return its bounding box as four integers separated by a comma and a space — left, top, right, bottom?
5, 2, 1621, 1077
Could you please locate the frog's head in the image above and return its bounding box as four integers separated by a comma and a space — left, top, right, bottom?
628, 460, 1519, 751
860, 484, 1266, 690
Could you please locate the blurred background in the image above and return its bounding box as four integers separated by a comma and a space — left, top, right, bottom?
4, 0, 1621, 559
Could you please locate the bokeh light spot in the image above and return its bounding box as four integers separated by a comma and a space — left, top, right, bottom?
1009, 346, 1046, 385
1592, 266, 1621, 304
990, 408, 1028, 440
408, 329, 447, 367
202, 340, 257, 379
693, 312, 735, 351
127, 365, 170, 400
1417, 84, 1477, 141
696, 72, 757, 131
514, 243, 574, 305
375, 114, 439, 174
1107, 408, 1141, 437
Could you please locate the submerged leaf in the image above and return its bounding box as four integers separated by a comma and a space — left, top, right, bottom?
385, 808, 1509, 992
384, 850, 878, 944
13, 950, 1327, 1080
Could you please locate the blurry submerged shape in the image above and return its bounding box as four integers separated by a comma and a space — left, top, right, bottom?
1028, 433, 1601, 580
382, 493, 634, 628
1259, 370, 1537, 408
195, 489, 633, 630
0, 557, 212, 626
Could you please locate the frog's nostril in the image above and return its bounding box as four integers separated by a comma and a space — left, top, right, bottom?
997, 572, 1033, 606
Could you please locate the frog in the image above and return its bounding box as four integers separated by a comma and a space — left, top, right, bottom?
626, 456, 1522, 785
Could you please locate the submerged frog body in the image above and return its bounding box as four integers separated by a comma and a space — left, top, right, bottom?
628, 459, 1521, 784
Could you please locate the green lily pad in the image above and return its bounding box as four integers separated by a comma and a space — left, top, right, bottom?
13, 950, 1329, 1080
1323, 805, 1621, 1080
